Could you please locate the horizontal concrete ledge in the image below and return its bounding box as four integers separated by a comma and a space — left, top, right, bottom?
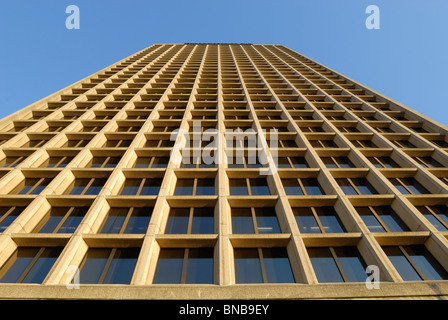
0, 282, 447, 300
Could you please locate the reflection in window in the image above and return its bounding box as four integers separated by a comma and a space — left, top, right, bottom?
69, 178, 108, 196
46, 156, 75, 168
165, 207, 214, 234
36, 207, 88, 233
0, 206, 26, 232
367, 156, 400, 169
78, 248, 140, 284
1, 156, 27, 168
282, 178, 324, 196
383, 245, 448, 281
389, 178, 430, 195
232, 207, 281, 234
321, 157, 355, 169
120, 178, 162, 196
413, 156, 443, 168
12, 178, 53, 195
153, 248, 214, 284
0, 247, 62, 284
134, 156, 169, 168
415, 205, 448, 231
293, 207, 345, 233
229, 178, 271, 196
308, 246, 367, 283
355, 206, 409, 232
89, 156, 121, 168
100, 207, 153, 234
336, 178, 377, 195
276, 156, 309, 169
234, 248, 295, 284
174, 178, 215, 196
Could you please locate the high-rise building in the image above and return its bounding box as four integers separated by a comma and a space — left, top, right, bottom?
0, 43, 447, 300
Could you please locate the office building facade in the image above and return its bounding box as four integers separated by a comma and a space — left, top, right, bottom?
0, 43, 448, 299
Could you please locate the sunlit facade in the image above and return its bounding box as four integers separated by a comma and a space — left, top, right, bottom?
0, 44, 447, 299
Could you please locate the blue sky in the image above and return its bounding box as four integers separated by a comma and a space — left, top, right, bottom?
0, 0, 447, 126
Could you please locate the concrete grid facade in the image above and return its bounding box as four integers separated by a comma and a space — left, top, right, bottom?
0, 43, 448, 299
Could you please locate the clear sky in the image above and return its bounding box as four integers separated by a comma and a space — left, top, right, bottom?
0, 0, 447, 126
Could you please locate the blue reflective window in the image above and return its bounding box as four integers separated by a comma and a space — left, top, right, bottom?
232, 207, 280, 234
308, 246, 367, 283
416, 206, 448, 231
79, 248, 140, 284
384, 245, 448, 281
356, 206, 409, 232
229, 179, 249, 195
294, 207, 345, 233
234, 248, 295, 284
101, 207, 152, 234
0, 207, 25, 233
38, 207, 87, 233
0, 247, 62, 284
153, 248, 214, 284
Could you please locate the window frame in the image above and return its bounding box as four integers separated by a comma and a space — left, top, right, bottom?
233, 247, 295, 284
77, 247, 140, 284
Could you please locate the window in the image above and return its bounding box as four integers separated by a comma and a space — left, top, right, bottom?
413, 156, 443, 168
308, 246, 367, 283
292, 207, 345, 233
355, 206, 409, 232
229, 178, 270, 196
65, 139, 90, 148
276, 156, 308, 169
12, 178, 53, 195
46, 156, 74, 168
226, 133, 257, 149
383, 245, 448, 281
232, 207, 281, 234
309, 139, 338, 148
100, 207, 153, 234
134, 156, 170, 168
234, 248, 295, 284
165, 207, 214, 234
24, 139, 51, 148
144, 138, 175, 148
336, 178, 378, 195
1, 156, 26, 168
105, 138, 133, 148
35, 206, 88, 233
117, 124, 142, 132
299, 126, 324, 133
391, 140, 416, 148
174, 178, 215, 196
321, 157, 355, 169
82, 123, 105, 132
120, 178, 162, 196
78, 248, 140, 284
227, 154, 261, 169
68, 178, 108, 196
0, 247, 62, 284
337, 126, 360, 133
181, 154, 216, 168
374, 126, 394, 134
153, 248, 214, 284
282, 178, 324, 196
0, 206, 26, 232
268, 137, 298, 149
431, 139, 448, 148
367, 156, 400, 168
349, 139, 377, 148
389, 178, 430, 195
415, 205, 448, 231
89, 156, 121, 168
